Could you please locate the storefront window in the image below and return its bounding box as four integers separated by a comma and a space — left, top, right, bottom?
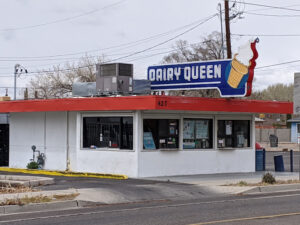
183, 119, 213, 149
217, 120, 250, 148
143, 119, 179, 149
82, 117, 133, 150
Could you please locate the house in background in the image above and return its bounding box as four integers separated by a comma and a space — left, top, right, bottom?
287, 118, 300, 143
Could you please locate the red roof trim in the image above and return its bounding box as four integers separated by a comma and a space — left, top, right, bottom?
0, 96, 293, 114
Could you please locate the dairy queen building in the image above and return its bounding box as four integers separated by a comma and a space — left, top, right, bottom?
0, 40, 293, 178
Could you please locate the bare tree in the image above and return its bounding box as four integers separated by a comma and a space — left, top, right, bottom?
250, 83, 293, 102
29, 56, 102, 98
162, 31, 223, 97
162, 31, 223, 64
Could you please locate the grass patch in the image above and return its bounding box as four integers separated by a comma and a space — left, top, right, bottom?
0, 184, 36, 194
225, 179, 300, 187
53, 193, 79, 201
0, 193, 79, 206
0, 195, 52, 206
237, 181, 248, 186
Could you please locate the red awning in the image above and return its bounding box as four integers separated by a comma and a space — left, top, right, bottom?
0, 96, 293, 114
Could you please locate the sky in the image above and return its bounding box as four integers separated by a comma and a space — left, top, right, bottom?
0, 0, 300, 98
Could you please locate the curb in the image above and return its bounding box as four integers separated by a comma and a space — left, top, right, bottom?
241, 183, 300, 195
0, 200, 80, 214
0, 168, 128, 180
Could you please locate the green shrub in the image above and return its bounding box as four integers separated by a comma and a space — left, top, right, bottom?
26, 161, 39, 169
238, 181, 248, 186
262, 172, 276, 184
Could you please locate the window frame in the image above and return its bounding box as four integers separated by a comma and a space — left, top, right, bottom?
143, 118, 180, 150
182, 118, 214, 150
80, 113, 134, 151
142, 114, 180, 151
216, 118, 252, 149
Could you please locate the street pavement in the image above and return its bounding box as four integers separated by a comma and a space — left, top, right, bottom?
0, 190, 300, 224
1, 171, 299, 204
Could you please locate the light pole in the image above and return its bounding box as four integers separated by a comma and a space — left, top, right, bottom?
14, 64, 28, 100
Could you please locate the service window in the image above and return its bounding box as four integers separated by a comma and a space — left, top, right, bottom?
217, 120, 250, 148
183, 119, 213, 149
143, 119, 179, 149
82, 117, 133, 150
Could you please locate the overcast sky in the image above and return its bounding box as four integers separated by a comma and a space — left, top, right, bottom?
0, 0, 300, 98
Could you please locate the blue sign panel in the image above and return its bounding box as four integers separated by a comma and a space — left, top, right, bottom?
147, 59, 250, 97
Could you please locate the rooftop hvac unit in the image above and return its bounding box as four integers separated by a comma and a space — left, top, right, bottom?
96, 63, 133, 95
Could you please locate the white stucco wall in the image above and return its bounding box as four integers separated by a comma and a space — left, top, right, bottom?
74, 111, 138, 177
9, 111, 71, 170
9, 110, 255, 178
137, 149, 254, 177
137, 111, 255, 177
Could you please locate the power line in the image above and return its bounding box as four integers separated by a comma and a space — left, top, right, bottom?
0, 39, 208, 71
244, 12, 300, 17
256, 59, 300, 70
232, 33, 300, 37
104, 14, 218, 63
0, 16, 211, 60
0, 0, 126, 32
230, 1, 300, 12
0, 14, 218, 77
0, 40, 208, 70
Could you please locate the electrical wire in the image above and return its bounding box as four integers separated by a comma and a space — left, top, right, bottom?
256, 59, 300, 70
0, 0, 126, 32
229, 1, 300, 12
0, 16, 212, 60
232, 33, 300, 37
0, 13, 218, 77
244, 11, 300, 17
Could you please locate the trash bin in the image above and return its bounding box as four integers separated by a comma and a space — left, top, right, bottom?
274, 155, 284, 172
269, 134, 278, 147
255, 149, 265, 171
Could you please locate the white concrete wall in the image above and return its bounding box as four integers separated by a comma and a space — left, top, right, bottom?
137, 149, 254, 177
9, 110, 255, 178
137, 111, 255, 177
75, 150, 137, 176
9, 112, 70, 170
74, 111, 138, 177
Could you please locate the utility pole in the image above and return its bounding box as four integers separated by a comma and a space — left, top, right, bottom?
218, 3, 225, 59
14, 64, 28, 100
224, 0, 232, 59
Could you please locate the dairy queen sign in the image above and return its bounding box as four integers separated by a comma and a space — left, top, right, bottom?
147, 39, 259, 97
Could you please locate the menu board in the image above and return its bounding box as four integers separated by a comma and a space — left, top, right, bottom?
195, 120, 209, 139
183, 120, 195, 139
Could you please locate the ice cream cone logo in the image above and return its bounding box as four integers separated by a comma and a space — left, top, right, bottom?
227, 39, 258, 89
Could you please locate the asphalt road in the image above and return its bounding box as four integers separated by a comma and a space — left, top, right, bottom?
265, 151, 300, 172
1, 191, 300, 225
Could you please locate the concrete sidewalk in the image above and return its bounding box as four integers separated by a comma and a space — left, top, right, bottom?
146, 171, 300, 186
145, 172, 300, 194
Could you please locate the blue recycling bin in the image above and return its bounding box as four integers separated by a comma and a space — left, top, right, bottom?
274, 155, 284, 172
255, 149, 265, 171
